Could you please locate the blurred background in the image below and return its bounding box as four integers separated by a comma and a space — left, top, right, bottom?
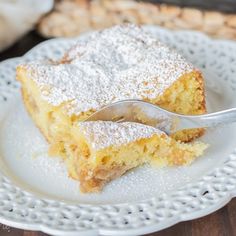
0, 0, 236, 57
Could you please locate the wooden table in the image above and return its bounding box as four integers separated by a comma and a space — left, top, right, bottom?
0, 31, 235, 236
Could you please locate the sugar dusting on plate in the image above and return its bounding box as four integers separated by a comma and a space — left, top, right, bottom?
0, 100, 206, 204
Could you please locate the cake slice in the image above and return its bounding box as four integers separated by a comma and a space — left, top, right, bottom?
16, 24, 207, 192
66, 121, 207, 192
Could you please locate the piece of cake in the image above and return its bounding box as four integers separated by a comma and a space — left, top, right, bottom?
67, 121, 207, 192
17, 24, 207, 192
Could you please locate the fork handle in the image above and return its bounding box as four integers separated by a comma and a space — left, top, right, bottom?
176, 108, 236, 131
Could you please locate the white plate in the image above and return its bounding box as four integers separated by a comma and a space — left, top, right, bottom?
0, 26, 236, 236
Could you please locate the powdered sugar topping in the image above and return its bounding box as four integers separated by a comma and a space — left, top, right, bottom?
78, 121, 165, 150
24, 24, 194, 116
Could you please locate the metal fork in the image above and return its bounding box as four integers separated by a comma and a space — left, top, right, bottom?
85, 99, 236, 135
